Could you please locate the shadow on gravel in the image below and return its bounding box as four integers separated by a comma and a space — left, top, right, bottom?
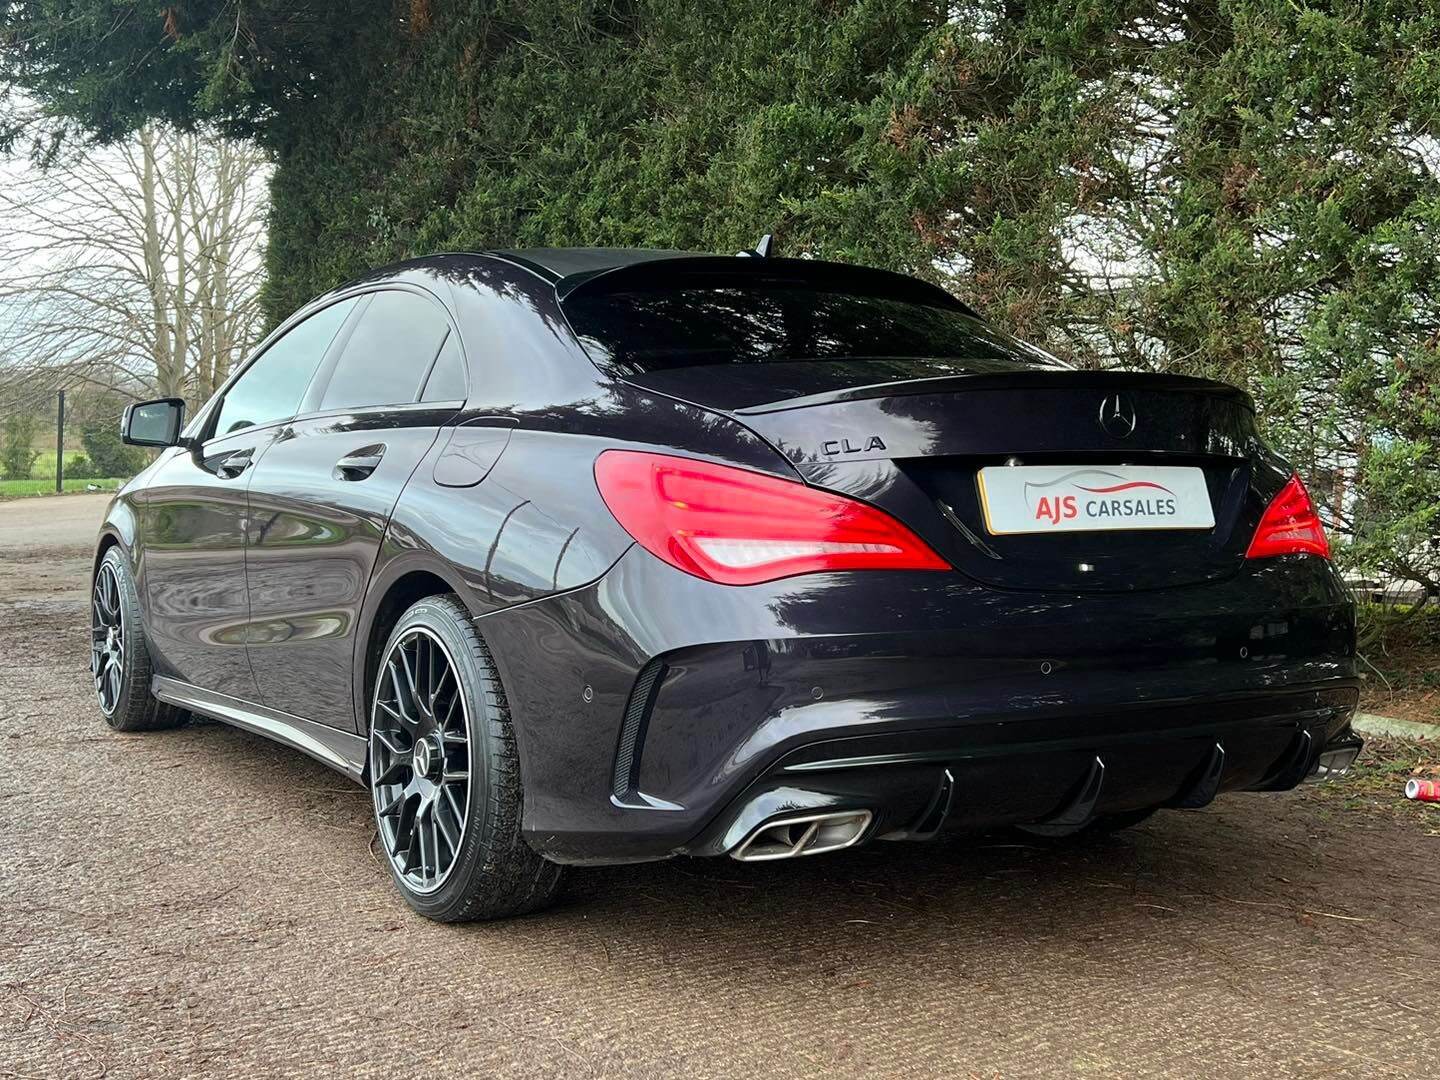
176, 711, 1384, 972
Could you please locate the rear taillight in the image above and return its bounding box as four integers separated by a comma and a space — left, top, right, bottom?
1246, 473, 1330, 560
594, 450, 949, 585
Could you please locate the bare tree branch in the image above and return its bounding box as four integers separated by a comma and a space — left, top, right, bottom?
0, 123, 270, 408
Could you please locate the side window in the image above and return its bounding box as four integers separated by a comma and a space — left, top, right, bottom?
319, 290, 450, 411
214, 298, 357, 437
420, 331, 467, 402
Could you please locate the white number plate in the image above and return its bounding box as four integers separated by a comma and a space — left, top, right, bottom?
976, 465, 1215, 535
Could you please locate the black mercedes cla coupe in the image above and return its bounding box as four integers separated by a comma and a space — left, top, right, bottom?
92, 247, 1361, 921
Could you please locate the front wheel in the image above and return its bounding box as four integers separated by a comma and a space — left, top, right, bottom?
368, 594, 564, 921
91, 547, 187, 732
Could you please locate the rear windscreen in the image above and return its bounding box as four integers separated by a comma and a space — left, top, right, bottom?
562, 278, 1063, 375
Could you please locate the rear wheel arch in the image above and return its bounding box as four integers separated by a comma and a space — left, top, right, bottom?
356, 562, 479, 734
367, 591, 565, 919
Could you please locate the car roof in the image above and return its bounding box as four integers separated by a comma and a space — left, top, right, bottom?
484, 247, 707, 281
337, 247, 975, 318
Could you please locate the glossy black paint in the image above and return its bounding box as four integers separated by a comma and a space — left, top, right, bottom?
99, 249, 1359, 866
244, 407, 456, 728
473, 542, 1355, 861
140, 424, 284, 701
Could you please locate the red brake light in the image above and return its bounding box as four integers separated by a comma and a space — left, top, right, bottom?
594, 450, 950, 585
1246, 473, 1330, 560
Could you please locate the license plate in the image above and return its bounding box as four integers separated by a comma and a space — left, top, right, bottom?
976, 465, 1215, 535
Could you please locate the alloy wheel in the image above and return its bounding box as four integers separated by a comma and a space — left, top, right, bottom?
370, 627, 472, 894
91, 562, 125, 715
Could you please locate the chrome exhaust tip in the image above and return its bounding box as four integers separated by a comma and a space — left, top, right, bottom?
1308, 743, 1362, 781
1306, 732, 1364, 783
729, 809, 873, 862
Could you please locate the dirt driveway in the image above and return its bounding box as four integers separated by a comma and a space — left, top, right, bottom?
2, 493, 1438, 1078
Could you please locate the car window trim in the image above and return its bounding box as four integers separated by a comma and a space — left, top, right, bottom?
415, 328, 453, 402
439, 321, 470, 401
287, 400, 467, 424
198, 415, 293, 455
194, 292, 366, 443
302, 284, 460, 416
417, 327, 470, 403
297, 292, 376, 417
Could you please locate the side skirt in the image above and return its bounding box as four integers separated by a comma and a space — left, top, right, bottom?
152, 676, 368, 784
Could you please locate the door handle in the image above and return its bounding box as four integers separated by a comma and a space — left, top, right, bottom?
215, 449, 253, 479
333, 445, 385, 481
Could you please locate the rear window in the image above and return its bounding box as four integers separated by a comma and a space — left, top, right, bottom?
319, 290, 449, 411
562, 278, 1061, 375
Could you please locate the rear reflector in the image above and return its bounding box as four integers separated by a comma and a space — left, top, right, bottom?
594, 450, 949, 585
1246, 473, 1330, 560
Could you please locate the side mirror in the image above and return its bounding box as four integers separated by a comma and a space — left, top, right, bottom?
122, 398, 187, 448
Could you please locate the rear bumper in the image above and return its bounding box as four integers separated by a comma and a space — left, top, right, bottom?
686, 694, 1359, 858
476, 546, 1358, 864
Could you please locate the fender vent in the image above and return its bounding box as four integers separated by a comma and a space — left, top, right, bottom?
612, 657, 666, 799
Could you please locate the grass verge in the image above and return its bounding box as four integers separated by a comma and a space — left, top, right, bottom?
0, 477, 122, 499
1307, 735, 1440, 830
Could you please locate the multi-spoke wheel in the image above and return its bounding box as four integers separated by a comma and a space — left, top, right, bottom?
89, 547, 186, 732
368, 594, 564, 920
91, 561, 126, 716
371, 627, 471, 893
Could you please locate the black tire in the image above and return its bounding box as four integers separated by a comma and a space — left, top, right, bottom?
91, 546, 187, 732
368, 594, 564, 921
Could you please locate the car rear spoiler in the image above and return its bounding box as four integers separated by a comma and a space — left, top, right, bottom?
554, 254, 980, 317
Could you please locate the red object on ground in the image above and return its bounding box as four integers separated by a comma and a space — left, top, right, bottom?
1405, 778, 1440, 803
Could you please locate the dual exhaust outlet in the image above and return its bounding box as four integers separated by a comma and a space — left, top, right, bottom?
724, 727, 1359, 862
729, 809, 873, 862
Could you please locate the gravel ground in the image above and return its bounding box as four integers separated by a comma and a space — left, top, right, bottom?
2, 494, 1439, 1079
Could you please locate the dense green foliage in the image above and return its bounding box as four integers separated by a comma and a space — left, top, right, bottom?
1, 411, 39, 479
3, 0, 1437, 591
71, 392, 149, 476
62, 452, 98, 479
78, 422, 146, 478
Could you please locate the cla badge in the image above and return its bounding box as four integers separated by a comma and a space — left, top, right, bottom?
1098, 393, 1137, 438
821, 435, 887, 456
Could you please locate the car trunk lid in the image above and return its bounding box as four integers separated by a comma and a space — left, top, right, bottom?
626, 364, 1262, 593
